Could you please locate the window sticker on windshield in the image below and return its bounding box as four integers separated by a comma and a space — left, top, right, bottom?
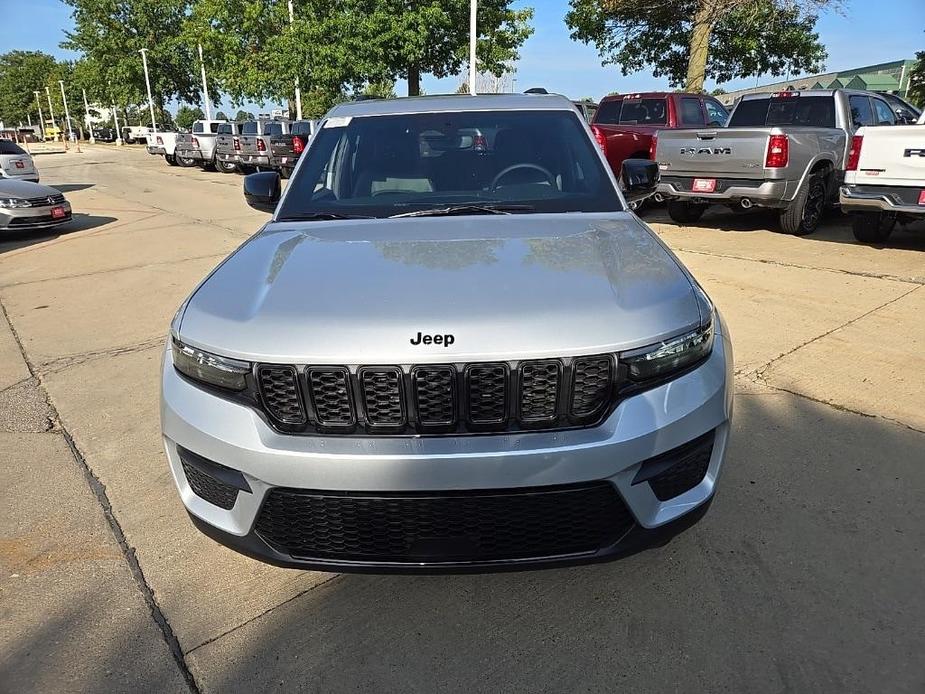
324, 116, 352, 129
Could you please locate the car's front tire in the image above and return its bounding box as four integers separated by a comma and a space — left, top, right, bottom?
851, 211, 896, 243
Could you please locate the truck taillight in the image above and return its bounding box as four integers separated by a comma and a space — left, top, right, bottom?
233, 137, 240, 151
156, 136, 163, 145
292, 136, 304, 154
765, 134, 789, 168
846, 135, 863, 171
591, 125, 607, 154
649, 132, 658, 161
257, 139, 266, 152
191, 137, 199, 148
473, 133, 487, 151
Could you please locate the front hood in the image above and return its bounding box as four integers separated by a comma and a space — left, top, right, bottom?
179, 213, 700, 363
0, 179, 56, 198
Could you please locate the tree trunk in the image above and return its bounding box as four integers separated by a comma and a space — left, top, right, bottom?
685, 2, 713, 93
407, 65, 421, 96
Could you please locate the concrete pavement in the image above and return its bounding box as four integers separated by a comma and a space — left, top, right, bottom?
1, 145, 923, 692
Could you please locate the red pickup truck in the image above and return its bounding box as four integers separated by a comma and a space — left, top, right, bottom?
591, 92, 729, 179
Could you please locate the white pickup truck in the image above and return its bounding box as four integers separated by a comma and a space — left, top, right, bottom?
840, 111, 925, 242
146, 130, 180, 166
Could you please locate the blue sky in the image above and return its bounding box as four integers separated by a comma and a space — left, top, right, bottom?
5, 0, 924, 113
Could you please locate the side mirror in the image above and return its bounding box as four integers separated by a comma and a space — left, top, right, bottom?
244, 171, 281, 213
620, 158, 659, 204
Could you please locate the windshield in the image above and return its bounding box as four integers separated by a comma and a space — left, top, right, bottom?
730, 96, 836, 128
595, 98, 667, 126
278, 109, 622, 219
0, 140, 27, 155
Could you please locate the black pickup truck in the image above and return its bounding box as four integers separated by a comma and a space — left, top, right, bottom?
269, 119, 318, 178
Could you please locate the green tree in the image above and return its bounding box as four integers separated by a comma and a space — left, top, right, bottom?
566, 0, 832, 92
359, 0, 534, 95
907, 51, 925, 108
234, 110, 256, 122
215, 110, 228, 120
0, 51, 59, 125
61, 0, 203, 114
175, 104, 205, 130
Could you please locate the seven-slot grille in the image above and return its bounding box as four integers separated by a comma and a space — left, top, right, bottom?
256, 355, 616, 436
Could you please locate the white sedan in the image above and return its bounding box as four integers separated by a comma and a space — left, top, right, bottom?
0, 139, 39, 182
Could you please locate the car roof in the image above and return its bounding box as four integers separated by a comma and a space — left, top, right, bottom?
739, 89, 884, 100
327, 93, 576, 118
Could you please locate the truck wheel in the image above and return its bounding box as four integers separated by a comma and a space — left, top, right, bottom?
175, 154, 197, 168
201, 159, 217, 172
851, 212, 896, 243
216, 160, 238, 174
165, 154, 178, 166
667, 200, 707, 224
779, 172, 825, 236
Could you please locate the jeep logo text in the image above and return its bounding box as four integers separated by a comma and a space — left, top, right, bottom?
410, 332, 455, 347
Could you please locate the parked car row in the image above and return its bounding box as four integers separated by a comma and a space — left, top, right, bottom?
585, 88, 922, 243
146, 117, 319, 177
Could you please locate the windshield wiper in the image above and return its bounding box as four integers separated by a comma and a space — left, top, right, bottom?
277, 212, 374, 221
388, 204, 534, 219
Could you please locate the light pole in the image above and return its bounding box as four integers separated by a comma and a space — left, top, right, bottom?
45, 86, 58, 142
138, 48, 158, 132
82, 89, 95, 144
287, 0, 302, 120
112, 103, 123, 146
59, 80, 80, 152
34, 91, 45, 141
197, 43, 212, 120
469, 0, 478, 95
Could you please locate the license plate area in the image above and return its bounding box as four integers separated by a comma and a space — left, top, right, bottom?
51, 206, 66, 219
692, 178, 717, 193
15, 160, 25, 169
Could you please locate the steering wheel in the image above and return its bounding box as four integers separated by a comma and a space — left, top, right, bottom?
490, 163, 556, 192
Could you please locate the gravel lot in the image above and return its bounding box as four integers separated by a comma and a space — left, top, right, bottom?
1, 145, 923, 693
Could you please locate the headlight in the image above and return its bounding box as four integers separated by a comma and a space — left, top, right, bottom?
0, 198, 31, 209
623, 284, 716, 382
172, 339, 250, 391
623, 323, 714, 382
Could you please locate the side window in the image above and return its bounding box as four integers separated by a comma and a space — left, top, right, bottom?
680, 97, 705, 126
849, 95, 875, 127
192, 122, 203, 134
873, 98, 895, 125
209, 122, 221, 133
705, 99, 728, 126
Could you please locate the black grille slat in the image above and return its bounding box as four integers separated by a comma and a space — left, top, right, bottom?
360, 368, 405, 427
181, 460, 239, 510
570, 356, 614, 418
307, 368, 355, 427
520, 361, 561, 422
467, 364, 508, 425
413, 366, 456, 426
24, 194, 65, 206
257, 365, 306, 424
255, 482, 634, 563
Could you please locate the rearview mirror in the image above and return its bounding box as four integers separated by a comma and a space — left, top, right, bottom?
244, 171, 281, 212
620, 159, 659, 204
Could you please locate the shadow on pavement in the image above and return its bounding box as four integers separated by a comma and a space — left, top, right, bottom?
188, 393, 924, 692
647, 204, 925, 251
53, 183, 95, 193
0, 214, 117, 254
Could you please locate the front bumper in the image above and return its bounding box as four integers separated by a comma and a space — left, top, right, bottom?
0, 172, 39, 183
0, 202, 72, 230
839, 185, 925, 216
658, 175, 794, 207
161, 316, 734, 572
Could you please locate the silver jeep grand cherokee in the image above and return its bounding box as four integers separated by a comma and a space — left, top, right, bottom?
161, 94, 733, 572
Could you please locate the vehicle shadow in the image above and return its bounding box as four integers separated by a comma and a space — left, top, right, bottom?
191, 392, 924, 693
647, 205, 925, 251
0, 214, 117, 254
52, 183, 95, 193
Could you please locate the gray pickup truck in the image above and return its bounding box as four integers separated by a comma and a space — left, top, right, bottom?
655, 89, 899, 235
238, 120, 291, 171
215, 122, 243, 174
175, 119, 227, 170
